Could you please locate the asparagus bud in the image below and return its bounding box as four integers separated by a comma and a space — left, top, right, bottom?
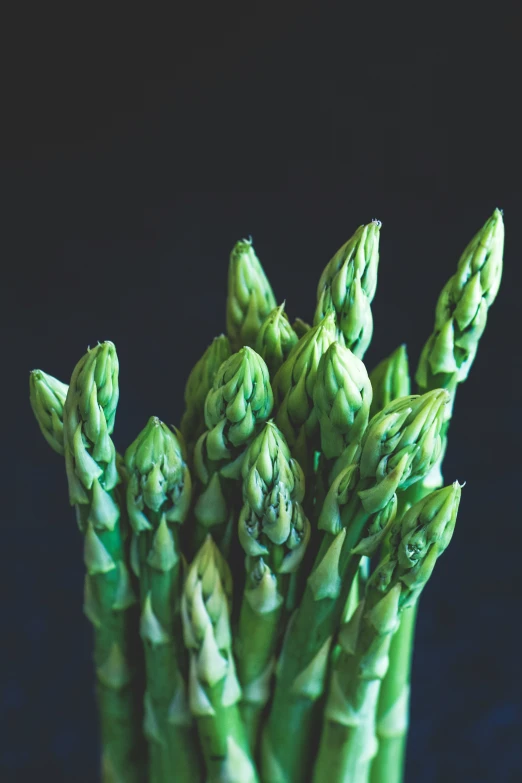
255, 303, 299, 377
369, 344, 411, 419
313, 341, 373, 461
227, 237, 277, 351
180, 335, 232, 454
30, 369, 69, 455
273, 310, 337, 471
314, 221, 381, 358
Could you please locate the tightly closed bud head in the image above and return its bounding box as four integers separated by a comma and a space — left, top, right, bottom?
369, 344, 411, 418
204, 347, 274, 450
255, 303, 299, 376
416, 209, 504, 391
63, 342, 121, 507
313, 341, 373, 459
273, 310, 337, 450
124, 416, 192, 531
358, 390, 450, 509
30, 370, 69, 455
180, 334, 232, 445
182, 537, 234, 683
241, 421, 304, 504
226, 237, 277, 351
370, 482, 462, 607
239, 422, 310, 572
314, 221, 381, 357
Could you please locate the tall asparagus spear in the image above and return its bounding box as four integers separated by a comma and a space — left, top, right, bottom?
261, 388, 449, 783
226, 238, 277, 351
370, 209, 504, 783
182, 536, 259, 783
62, 342, 146, 783
235, 422, 310, 750
125, 417, 202, 783
272, 310, 337, 478
313, 482, 462, 783
369, 345, 411, 419
192, 347, 273, 554
255, 303, 299, 377
180, 335, 232, 458
314, 221, 381, 358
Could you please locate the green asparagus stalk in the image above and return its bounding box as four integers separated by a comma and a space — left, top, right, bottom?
63, 342, 146, 782
29, 369, 69, 454
272, 310, 337, 477
125, 417, 202, 783
180, 335, 232, 458
255, 303, 299, 377
369, 345, 411, 419
235, 422, 310, 750
182, 536, 259, 783
370, 208, 504, 783
313, 482, 461, 783
314, 221, 381, 358
226, 238, 277, 351
261, 388, 449, 783
192, 347, 273, 554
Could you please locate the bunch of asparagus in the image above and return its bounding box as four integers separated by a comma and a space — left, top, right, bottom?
30, 210, 504, 783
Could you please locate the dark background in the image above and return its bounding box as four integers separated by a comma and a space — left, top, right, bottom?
1, 4, 521, 781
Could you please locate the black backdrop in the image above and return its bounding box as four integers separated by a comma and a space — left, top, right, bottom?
1, 4, 521, 782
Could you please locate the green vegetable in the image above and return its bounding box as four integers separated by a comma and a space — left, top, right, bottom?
180, 335, 232, 458
29, 369, 69, 455
313, 482, 461, 783
369, 344, 411, 419
235, 421, 310, 750
314, 221, 381, 358
371, 208, 505, 783
182, 536, 259, 783
272, 311, 337, 477
192, 347, 274, 554
227, 238, 277, 351
261, 389, 449, 783
63, 342, 146, 782
255, 303, 299, 377
125, 417, 202, 783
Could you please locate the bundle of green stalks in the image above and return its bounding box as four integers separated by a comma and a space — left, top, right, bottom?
30, 211, 504, 783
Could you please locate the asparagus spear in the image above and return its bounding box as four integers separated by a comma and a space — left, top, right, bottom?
411, 208, 505, 496
182, 536, 259, 783
371, 208, 504, 783
29, 369, 69, 454
226, 238, 277, 351
314, 221, 381, 358
255, 303, 299, 377
313, 482, 461, 783
180, 335, 232, 458
272, 310, 337, 478
235, 421, 310, 750
63, 342, 146, 782
369, 345, 411, 419
125, 417, 202, 783
192, 347, 273, 554
261, 389, 449, 783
